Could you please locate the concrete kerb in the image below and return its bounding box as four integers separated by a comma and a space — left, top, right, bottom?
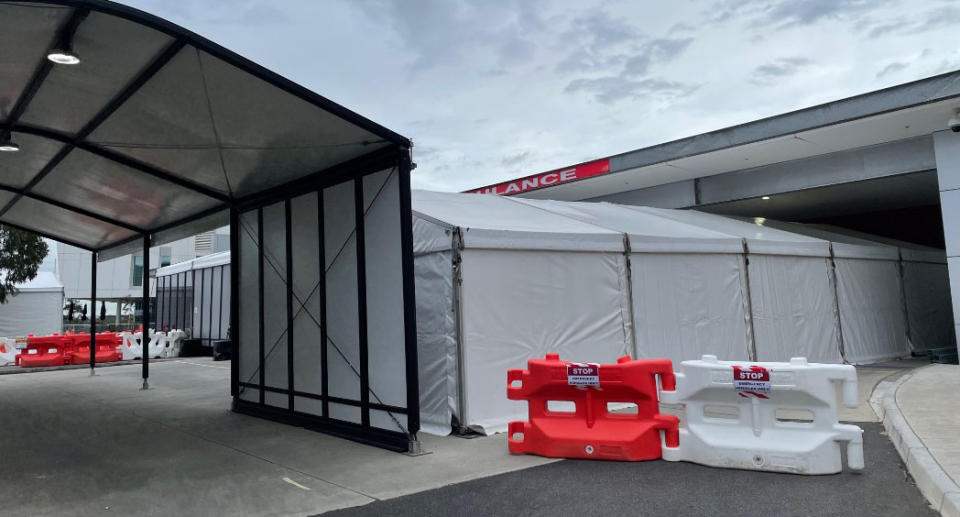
875, 368, 960, 516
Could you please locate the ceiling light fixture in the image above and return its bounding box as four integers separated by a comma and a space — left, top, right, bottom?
761, 196, 771, 200
0, 138, 20, 152
47, 48, 80, 65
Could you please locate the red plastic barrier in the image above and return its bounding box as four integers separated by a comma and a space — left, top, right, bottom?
15, 334, 68, 367
507, 354, 679, 461
66, 333, 122, 365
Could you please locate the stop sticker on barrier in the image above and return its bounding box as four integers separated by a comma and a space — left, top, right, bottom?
566, 362, 600, 387
733, 365, 771, 396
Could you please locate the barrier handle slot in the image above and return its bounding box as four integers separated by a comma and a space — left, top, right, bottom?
507, 369, 525, 399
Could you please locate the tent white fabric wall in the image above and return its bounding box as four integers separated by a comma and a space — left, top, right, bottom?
631, 208, 844, 364
809, 224, 955, 353
413, 191, 631, 435
0, 272, 64, 337
510, 198, 753, 365
759, 221, 910, 363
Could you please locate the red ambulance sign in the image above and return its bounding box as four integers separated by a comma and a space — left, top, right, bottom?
466, 158, 611, 196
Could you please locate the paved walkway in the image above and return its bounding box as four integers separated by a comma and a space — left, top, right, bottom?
896, 364, 960, 516
0, 360, 555, 517
897, 365, 960, 493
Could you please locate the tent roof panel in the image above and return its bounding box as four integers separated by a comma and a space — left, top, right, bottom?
33, 147, 223, 229
629, 207, 832, 257
3, 195, 137, 249
0, 132, 65, 189
19, 10, 174, 135
511, 198, 746, 254
412, 190, 624, 252
0, 3, 70, 113
0, 1, 409, 254
17, 271, 63, 292
753, 219, 901, 260
808, 223, 947, 263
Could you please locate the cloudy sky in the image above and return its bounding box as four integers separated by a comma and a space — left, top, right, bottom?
124, 0, 960, 192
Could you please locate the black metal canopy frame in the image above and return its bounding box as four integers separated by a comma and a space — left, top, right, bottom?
0, 0, 420, 451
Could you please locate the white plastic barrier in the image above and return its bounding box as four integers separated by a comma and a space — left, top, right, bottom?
162, 329, 187, 358
119, 329, 188, 360
661, 355, 863, 475
119, 331, 141, 360
0, 337, 24, 366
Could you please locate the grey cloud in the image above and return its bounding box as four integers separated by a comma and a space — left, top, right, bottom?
354, 0, 547, 71
622, 38, 692, 76
709, 0, 892, 29
867, 19, 910, 38
137, 0, 289, 25
553, 8, 643, 74
751, 57, 813, 84
501, 151, 531, 166
571, 8, 642, 53
564, 76, 697, 105
876, 61, 908, 78
915, 6, 960, 32
859, 6, 960, 38
764, 0, 884, 27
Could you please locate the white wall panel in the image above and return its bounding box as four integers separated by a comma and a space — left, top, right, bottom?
364, 169, 408, 412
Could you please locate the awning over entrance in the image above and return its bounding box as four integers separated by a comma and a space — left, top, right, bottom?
0, 0, 410, 258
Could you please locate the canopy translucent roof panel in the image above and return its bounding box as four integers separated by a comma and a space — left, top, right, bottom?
0, 0, 409, 253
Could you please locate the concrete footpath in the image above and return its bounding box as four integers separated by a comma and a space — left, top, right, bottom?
879, 364, 960, 516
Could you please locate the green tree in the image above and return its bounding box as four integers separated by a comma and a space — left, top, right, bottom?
0, 225, 49, 304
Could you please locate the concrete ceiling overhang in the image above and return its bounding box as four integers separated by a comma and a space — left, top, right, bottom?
517, 71, 960, 201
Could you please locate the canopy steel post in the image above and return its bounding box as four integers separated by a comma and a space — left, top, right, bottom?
89, 250, 97, 375
141, 235, 150, 390
230, 207, 239, 398
398, 151, 421, 447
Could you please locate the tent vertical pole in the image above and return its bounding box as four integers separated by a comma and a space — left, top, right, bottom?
89, 250, 97, 375
622, 235, 638, 359
897, 249, 912, 353
741, 240, 758, 361
827, 244, 847, 363
452, 229, 467, 434
141, 235, 150, 390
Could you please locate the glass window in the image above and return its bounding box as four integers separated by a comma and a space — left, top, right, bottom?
160, 247, 172, 267
131, 254, 143, 287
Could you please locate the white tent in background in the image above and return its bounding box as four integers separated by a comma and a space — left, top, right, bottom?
806, 224, 955, 353
633, 208, 843, 364
755, 220, 910, 364
413, 191, 632, 435
0, 272, 64, 338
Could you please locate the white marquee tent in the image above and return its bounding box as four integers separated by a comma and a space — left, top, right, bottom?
413, 191, 632, 435
412, 191, 951, 436
0, 272, 64, 338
